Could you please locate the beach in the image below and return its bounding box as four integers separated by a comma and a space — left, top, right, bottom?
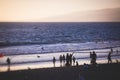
0, 63, 120, 80
0, 22, 120, 79
0, 46, 120, 72
0, 0, 120, 79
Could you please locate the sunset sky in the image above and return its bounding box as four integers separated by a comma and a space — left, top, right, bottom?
0, 0, 120, 22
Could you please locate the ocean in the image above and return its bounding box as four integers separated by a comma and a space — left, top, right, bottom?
0, 22, 120, 72
0, 22, 120, 45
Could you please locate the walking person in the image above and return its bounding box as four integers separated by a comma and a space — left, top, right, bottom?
73, 56, 76, 66
76, 61, 79, 66
62, 54, 65, 66
6, 57, 11, 71
41, 47, 44, 53
90, 52, 93, 65
116, 50, 118, 54
66, 53, 69, 66
111, 48, 113, 54
92, 51, 97, 65
53, 57, 56, 67
59, 55, 63, 67
108, 52, 112, 64
69, 53, 72, 66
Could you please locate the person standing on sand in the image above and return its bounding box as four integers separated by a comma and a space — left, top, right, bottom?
6, 57, 11, 71
111, 48, 113, 54
53, 57, 56, 67
108, 52, 112, 64
66, 53, 69, 66
41, 47, 44, 53
116, 50, 118, 54
62, 54, 65, 66
73, 56, 76, 66
69, 53, 73, 66
76, 61, 79, 66
92, 51, 97, 65
59, 55, 63, 67
90, 52, 93, 65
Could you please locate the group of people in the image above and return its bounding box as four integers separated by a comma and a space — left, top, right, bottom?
53, 53, 78, 67
90, 51, 97, 65
65, 53, 76, 66
53, 49, 115, 67
90, 49, 114, 65
5, 48, 117, 71
59, 54, 66, 66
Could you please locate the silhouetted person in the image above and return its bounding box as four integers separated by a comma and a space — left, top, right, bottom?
116, 59, 118, 63
108, 52, 112, 64
53, 57, 56, 67
76, 61, 79, 66
111, 48, 113, 54
83, 63, 89, 69
41, 47, 44, 53
73, 56, 76, 66
6, 57, 11, 71
59, 55, 63, 67
116, 50, 118, 54
90, 52, 93, 65
92, 51, 97, 65
62, 54, 65, 65
69, 54, 72, 66
66, 53, 69, 66
41, 47, 44, 51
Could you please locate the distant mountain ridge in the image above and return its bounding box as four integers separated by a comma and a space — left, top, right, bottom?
42, 8, 120, 22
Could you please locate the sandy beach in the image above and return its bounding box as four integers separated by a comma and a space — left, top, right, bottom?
0, 46, 120, 72
0, 63, 120, 80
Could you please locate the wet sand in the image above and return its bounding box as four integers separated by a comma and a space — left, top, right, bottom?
0, 63, 120, 80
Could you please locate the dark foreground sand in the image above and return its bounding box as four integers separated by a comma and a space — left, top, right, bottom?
0, 63, 120, 80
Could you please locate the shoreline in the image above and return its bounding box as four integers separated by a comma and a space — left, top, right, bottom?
0, 46, 120, 72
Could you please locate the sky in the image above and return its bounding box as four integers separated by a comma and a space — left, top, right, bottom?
0, 0, 120, 22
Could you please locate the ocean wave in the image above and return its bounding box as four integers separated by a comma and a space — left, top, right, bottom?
0, 41, 120, 55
